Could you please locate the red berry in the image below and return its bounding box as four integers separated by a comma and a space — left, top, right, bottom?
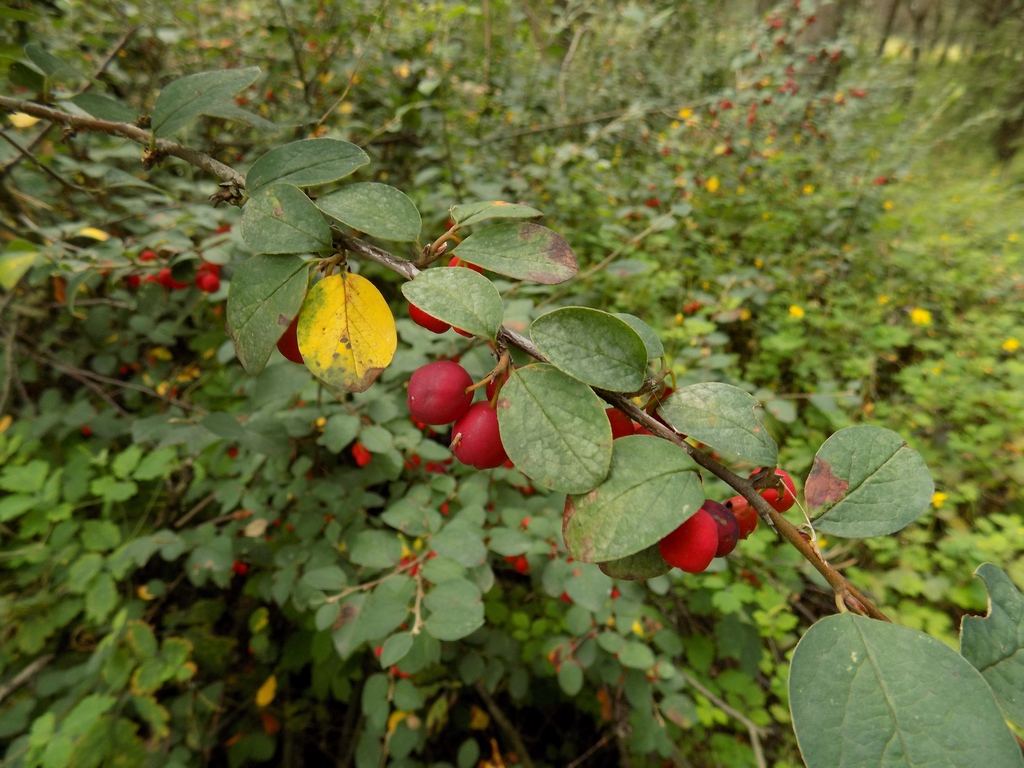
451, 401, 509, 469
352, 442, 372, 467
139, 249, 157, 262
702, 500, 740, 557
606, 407, 634, 439
453, 326, 474, 338
409, 303, 451, 333
80, 425, 93, 438
447, 256, 484, 274
657, 508, 719, 574
231, 561, 249, 576
407, 361, 474, 425
227, 446, 239, 459
726, 495, 759, 539
126, 275, 141, 288
485, 368, 512, 401
750, 468, 797, 512
277, 314, 304, 365
196, 272, 220, 293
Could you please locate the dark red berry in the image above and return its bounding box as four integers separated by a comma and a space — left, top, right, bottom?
702, 499, 740, 557
407, 361, 474, 425
657, 508, 718, 574
606, 407, 634, 439
277, 314, 304, 364
451, 401, 509, 469
726, 495, 758, 539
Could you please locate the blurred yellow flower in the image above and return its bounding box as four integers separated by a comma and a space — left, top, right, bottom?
803, 184, 815, 195
1003, 338, 1020, 352
910, 308, 932, 326
931, 492, 948, 509
878, 295, 890, 305
1009, 233, 1019, 243
706, 176, 720, 193
883, 200, 894, 211
789, 305, 805, 319
678, 108, 692, 119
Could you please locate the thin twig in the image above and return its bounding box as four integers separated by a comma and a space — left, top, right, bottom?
679, 670, 768, 768
473, 680, 537, 768
0, 654, 54, 704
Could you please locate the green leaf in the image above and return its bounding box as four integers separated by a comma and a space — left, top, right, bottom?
423, 579, 485, 641
613, 313, 665, 360
657, 383, 778, 466
240, 183, 332, 255
82, 520, 122, 551
960, 563, 1024, 727
247, 138, 369, 192
598, 544, 672, 581
8, 60, 45, 92
315, 182, 421, 242
85, 573, 118, 622
790, 613, 1024, 768
0, 239, 39, 291
69, 94, 135, 122
202, 102, 279, 131
531, 307, 648, 392
0, 459, 48, 493
89, 476, 138, 503
496, 364, 612, 493
302, 566, 348, 591
331, 595, 366, 660
804, 426, 934, 537
380, 631, 414, 668
24, 43, 82, 83
451, 222, 578, 284
450, 201, 543, 227
557, 660, 584, 696
564, 435, 703, 563
226, 254, 309, 375
349, 530, 402, 569
618, 641, 655, 670
401, 266, 503, 340
201, 412, 290, 457
151, 66, 260, 136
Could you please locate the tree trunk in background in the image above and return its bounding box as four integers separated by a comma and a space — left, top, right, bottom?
798, 0, 852, 92
876, 0, 902, 56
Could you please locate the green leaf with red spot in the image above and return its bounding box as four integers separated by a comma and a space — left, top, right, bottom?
805, 425, 934, 538
450, 221, 577, 284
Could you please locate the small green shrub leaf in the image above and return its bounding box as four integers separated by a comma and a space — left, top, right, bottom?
401, 266, 503, 339
657, 383, 778, 466
598, 544, 672, 581
226, 254, 309, 375
379, 631, 414, 668
315, 182, 421, 242
497, 364, 612, 494
240, 183, 332, 254
613, 313, 665, 359
563, 435, 702, 563
790, 613, 1024, 768
451, 222, 577, 283
152, 66, 260, 136
557, 660, 584, 695
70, 93, 136, 122
805, 425, 934, 537
531, 307, 648, 392
451, 201, 543, 227
424, 579, 484, 641
246, 138, 369, 191
960, 563, 1024, 727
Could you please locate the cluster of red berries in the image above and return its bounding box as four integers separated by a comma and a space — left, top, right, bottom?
657, 468, 797, 574
407, 257, 484, 336
407, 360, 509, 469
126, 249, 221, 293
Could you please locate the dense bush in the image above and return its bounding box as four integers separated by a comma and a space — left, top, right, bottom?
1, 2, 1023, 767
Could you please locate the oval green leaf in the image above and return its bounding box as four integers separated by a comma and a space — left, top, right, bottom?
960, 563, 1024, 727
401, 267, 503, 340
496, 364, 612, 494
152, 66, 260, 136
804, 425, 934, 537
613, 313, 665, 360
246, 138, 369, 192
451, 201, 543, 227
597, 543, 672, 581
226, 254, 310, 375
423, 578, 484, 641
790, 613, 1024, 768
240, 183, 332, 254
563, 435, 703, 563
315, 182, 421, 242
70, 93, 136, 123
451, 222, 577, 284
531, 307, 648, 392
657, 383, 778, 466
297, 272, 397, 393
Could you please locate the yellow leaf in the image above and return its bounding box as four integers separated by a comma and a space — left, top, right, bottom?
469, 705, 490, 730
78, 227, 110, 241
0, 414, 11, 434
387, 710, 410, 733
297, 272, 396, 392
9, 112, 39, 128
255, 675, 276, 707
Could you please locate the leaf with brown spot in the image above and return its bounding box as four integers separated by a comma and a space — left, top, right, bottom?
450, 221, 578, 284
